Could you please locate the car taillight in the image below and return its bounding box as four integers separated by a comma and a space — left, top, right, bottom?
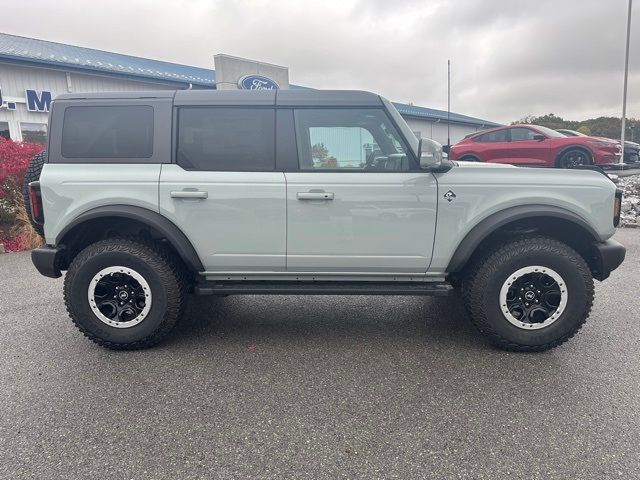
614, 188, 623, 227
29, 181, 44, 225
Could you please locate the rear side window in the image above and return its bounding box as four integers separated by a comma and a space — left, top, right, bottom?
473, 129, 507, 143
62, 106, 154, 158
177, 108, 275, 171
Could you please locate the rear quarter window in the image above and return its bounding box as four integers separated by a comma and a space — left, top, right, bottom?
62, 106, 154, 158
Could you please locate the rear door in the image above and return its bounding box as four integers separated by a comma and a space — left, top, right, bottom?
159, 105, 286, 272
284, 107, 438, 274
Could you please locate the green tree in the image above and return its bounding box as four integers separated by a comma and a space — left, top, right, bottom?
511, 114, 640, 141
311, 143, 328, 165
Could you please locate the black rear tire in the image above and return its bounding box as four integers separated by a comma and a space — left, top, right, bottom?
64, 238, 187, 350
21, 150, 47, 237
463, 236, 594, 352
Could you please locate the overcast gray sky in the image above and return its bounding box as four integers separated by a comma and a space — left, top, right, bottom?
3, 0, 639, 123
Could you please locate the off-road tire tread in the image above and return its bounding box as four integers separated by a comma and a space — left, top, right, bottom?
63, 237, 187, 350
21, 150, 47, 237
463, 236, 594, 352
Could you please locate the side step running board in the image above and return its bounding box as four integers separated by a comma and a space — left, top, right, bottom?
194, 281, 453, 296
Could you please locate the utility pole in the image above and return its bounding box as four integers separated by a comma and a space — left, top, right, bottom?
620, 0, 633, 163
447, 59, 451, 151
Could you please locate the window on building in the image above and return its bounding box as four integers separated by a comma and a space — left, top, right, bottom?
0, 122, 10, 140
473, 129, 507, 143
20, 123, 47, 145
509, 127, 538, 141
294, 109, 410, 171
177, 108, 275, 171
62, 106, 153, 158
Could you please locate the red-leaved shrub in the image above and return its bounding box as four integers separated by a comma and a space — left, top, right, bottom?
0, 137, 43, 201
0, 138, 44, 250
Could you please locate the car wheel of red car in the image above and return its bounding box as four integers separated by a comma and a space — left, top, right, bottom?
557, 148, 592, 169
460, 154, 480, 162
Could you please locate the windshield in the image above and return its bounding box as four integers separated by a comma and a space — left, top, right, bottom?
532, 125, 566, 138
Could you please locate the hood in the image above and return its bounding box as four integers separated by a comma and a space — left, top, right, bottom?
454, 160, 516, 168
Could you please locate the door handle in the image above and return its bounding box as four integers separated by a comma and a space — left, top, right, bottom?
296, 192, 334, 201
170, 190, 208, 199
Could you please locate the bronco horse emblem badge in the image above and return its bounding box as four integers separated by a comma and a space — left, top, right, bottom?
444, 190, 457, 202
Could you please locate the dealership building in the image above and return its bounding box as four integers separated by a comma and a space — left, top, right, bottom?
0, 32, 499, 146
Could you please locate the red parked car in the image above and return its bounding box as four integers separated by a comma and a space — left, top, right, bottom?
449, 124, 622, 168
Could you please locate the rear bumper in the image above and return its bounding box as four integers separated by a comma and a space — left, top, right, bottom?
591, 239, 626, 281
31, 245, 63, 278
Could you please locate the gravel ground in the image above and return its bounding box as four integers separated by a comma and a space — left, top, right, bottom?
0, 230, 639, 479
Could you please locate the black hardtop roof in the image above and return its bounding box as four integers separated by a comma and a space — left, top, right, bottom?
55, 89, 384, 107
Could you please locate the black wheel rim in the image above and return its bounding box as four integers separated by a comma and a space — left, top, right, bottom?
88, 266, 152, 328
500, 266, 567, 330
562, 150, 588, 168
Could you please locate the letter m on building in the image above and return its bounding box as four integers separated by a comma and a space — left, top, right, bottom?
26, 90, 52, 112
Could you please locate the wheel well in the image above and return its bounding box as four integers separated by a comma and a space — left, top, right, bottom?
57, 216, 196, 280
460, 153, 480, 161
450, 216, 600, 279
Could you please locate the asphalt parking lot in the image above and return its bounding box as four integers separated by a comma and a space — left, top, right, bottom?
1, 230, 639, 479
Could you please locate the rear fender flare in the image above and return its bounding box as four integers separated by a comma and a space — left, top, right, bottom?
56, 205, 205, 272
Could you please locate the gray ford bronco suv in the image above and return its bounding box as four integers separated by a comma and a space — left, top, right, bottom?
26, 89, 625, 351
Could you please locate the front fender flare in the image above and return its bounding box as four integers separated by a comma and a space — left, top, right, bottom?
56, 205, 205, 272
446, 205, 600, 273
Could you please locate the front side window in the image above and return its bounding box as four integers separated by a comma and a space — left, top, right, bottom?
509, 127, 538, 141
62, 106, 153, 158
177, 108, 275, 171
21, 123, 47, 145
474, 129, 507, 143
294, 109, 410, 171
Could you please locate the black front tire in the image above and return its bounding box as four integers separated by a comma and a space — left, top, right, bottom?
557, 148, 592, 168
463, 236, 594, 352
64, 238, 187, 350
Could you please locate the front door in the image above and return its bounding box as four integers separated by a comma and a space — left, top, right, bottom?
159, 107, 286, 272
285, 108, 438, 274
505, 127, 551, 165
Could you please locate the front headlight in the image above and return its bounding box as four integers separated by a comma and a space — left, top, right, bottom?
588, 140, 618, 148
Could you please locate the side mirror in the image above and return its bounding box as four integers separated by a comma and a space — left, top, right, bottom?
532, 134, 546, 141
418, 138, 443, 169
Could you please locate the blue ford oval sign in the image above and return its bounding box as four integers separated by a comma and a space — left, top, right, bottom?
238, 74, 280, 90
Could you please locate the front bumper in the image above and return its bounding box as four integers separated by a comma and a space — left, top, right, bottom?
32, 245, 63, 278
591, 239, 626, 281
